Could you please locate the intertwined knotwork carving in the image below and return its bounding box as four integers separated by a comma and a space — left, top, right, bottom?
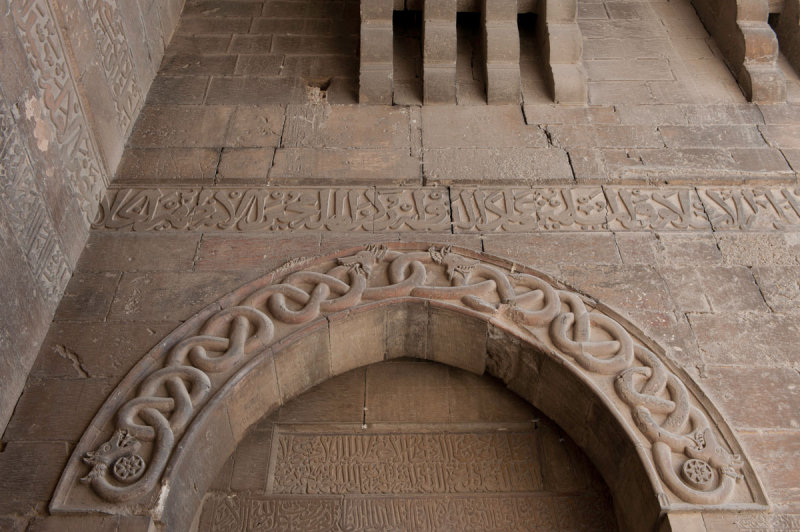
79, 245, 744, 506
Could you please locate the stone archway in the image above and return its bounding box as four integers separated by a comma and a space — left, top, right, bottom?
197, 358, 620, 531
50, 244, 768, 531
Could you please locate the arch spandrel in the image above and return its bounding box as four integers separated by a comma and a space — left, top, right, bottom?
50, 243, 769, 530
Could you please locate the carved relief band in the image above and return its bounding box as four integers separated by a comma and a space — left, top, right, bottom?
202, 493, 615, 531
94, 186, 800, 232
51, 244, 768, 530
272, 431, 540, 494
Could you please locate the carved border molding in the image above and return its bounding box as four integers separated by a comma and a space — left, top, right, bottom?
51, 244, 768, 527
93, 186, 800, 233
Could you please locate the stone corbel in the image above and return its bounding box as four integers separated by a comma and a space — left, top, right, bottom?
536, 0, 587, 104
775, 0, 800, 76
692, 0, 786, 103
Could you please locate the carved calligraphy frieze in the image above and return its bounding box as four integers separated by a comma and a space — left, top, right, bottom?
698, 187, 800, 230
92, 187, 451, 232
0, 93, 71, 302
94, 186, 800, 233
202, 493, 615, 532
271, 432, 540, 495
84, 0, 142, 133
12, 0, 107, 221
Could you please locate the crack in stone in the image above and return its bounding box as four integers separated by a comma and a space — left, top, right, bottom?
55, 344, 90, 378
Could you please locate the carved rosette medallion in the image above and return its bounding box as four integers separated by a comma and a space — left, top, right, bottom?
52, 244, 766, 517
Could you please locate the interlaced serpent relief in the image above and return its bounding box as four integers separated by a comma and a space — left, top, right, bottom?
74, 245, 747, 508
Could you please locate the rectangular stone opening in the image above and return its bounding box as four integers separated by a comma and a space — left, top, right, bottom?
393, 10, 423, 105
456, 12, 486, 104
517, 12, 550, 104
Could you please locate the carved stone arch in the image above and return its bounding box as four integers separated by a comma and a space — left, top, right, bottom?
50, 243, 768, 531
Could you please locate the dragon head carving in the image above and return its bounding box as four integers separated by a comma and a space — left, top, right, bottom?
429, 246, 479, 282
337, 244, 387, 278
81, 429, 142, 483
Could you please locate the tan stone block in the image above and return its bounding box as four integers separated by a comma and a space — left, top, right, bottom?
0, 441, 69, 514
717, 233, 800, 266
615, 232, 659, 265
176, 16, 251, 35
656, 233, 722, 265
167, 35, 232, 55
206, 77, 304, 105
128, 105, 233, 148
690, 311, 800, 367
277, 368, 365, 423
660, 125, 766, 148
740, 431, 800, 509
217, 147, 273, 181
270, 148, 421, 185
283, 105, 410, 149
160, 54, 237, 76
26, 516, 120, 532
230, 35, 273, 54
329, 306, 386, 375
423, 147, 572, 184
229, 426, 272, 491
538, 421, 597, 492
447, 368, 534, 422
273, 320, 331, 402
385, 300, 430, 359
225, 105, 285, 147
109, 272, 254, 321
3, 378, 113, 441
660, 513, 707, 532
234, 54, 285, 76
365, 359, 451, 422
54, 272, 120, 321
586, 59, 674, 81
561, 264, 673, 312
753, 266, 800, 312
31, 321, 178, 380
484, 233, 619, 275
545, 125, 663, 149
77, 233, 200, 272
428, 305, 487, 374
701, 365, 800, 430
144, 75, 209, 105
195, 234, 320, 272
224, 355, 281, 440
115, 148, 219, 183
421, 105, 547, 148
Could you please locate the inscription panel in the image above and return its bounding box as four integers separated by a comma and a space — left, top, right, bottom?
271, 431, 541, 495
0, 91, 71, 302
203, 493, 615, 532
95, 186, 800, 233
85, 0, 142, 133
12, 0, 107, 220
94, 187, 451, 232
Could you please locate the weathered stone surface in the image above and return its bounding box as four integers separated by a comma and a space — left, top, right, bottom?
54, 272, 120, 321
217, 147, 273, 181
689, 312, 800, 367
128, 105, 233, 148
115, 148, 220, 182
739, 432, 800, 509
701, 366, 800, 430
0, 441, 68, 514
77, 233, 200, 272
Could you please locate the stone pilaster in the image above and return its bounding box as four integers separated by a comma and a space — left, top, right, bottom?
423, 0, 457, 104
482, 0, 521, 104
359, 0, 394, 104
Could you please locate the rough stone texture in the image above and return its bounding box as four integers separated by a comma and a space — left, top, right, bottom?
0, 0, 183, 432
3, 0, 800, 529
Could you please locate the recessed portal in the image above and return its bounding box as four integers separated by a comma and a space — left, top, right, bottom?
198, 359, 618, 531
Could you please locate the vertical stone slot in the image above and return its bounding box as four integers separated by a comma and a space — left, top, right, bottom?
456, 12, 486, 104
770, 4, 800, 79
517, 12, 549, 103
393, 10, 424, 105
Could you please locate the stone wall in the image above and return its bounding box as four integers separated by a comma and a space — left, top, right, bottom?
0, 0, 184, 432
